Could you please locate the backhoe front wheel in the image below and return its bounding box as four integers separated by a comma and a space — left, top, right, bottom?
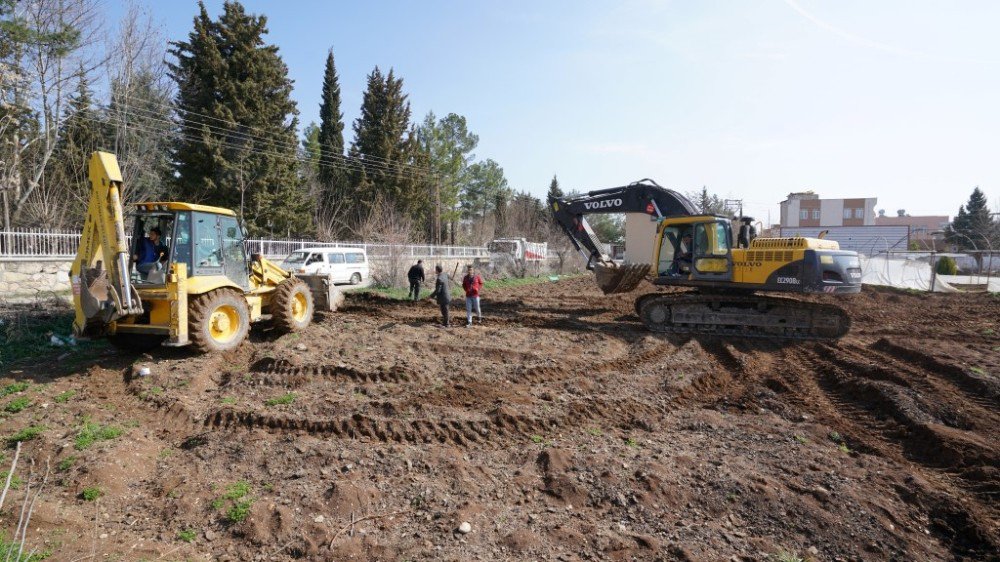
270, 277, 314, 333
189, 289, 250, 353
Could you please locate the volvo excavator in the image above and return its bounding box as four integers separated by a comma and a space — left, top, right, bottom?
550, 180, 861, 340
71, 152, 335, 352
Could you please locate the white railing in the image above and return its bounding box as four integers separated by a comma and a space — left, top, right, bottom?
0, 228, 82, 258
0, 228, 492, 261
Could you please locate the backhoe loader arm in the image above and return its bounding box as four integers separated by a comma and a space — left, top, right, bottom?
71, 152, 143, 337
548, 179, 696, 269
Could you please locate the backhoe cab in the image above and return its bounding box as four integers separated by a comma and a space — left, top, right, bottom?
72, 152, 325, 352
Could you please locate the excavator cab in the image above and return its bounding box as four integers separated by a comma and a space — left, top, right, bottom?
655, 217, 733, 282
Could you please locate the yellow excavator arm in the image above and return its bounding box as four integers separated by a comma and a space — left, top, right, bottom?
70, 152, 143, 337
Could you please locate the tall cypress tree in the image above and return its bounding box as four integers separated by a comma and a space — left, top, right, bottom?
168, 1, 311, 236
317, 49, 347, 199
350, 66, 423, 221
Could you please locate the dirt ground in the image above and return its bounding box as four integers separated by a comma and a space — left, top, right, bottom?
1, 276, 998, 561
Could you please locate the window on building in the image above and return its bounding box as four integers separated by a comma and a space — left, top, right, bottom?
843, 208, 852, 220
854, 208, 864, 219
812, 209, 820, 220
800, 210, 808, 220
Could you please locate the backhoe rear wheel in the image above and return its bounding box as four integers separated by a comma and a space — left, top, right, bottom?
189, 289, 250, 353
270, 277, 314, 333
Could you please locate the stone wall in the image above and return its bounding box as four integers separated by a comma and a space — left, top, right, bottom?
0, 258, 73, 304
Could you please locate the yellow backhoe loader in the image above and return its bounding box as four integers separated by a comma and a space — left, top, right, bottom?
71, 151, 331, 352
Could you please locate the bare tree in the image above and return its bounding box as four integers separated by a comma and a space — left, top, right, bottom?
0, 0, 106, 229
356, 195, 415, 288
104, 1, 173, 209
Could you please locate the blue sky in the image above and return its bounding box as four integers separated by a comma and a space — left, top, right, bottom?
110, 0, 999, 223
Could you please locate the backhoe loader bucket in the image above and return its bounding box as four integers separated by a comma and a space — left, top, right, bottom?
594, 262, 650, 294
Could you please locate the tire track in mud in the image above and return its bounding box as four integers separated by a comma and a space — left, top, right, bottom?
125, 372, 663, 448
778, 345, 1000, 556
868, 338, 999, 410
198, 394, 662, 446
241, 357, 427, 387
514, 336, 676, 385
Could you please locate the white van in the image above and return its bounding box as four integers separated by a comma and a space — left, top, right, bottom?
281, 247, 369, 285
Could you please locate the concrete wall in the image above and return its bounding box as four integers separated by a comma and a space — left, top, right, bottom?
0, 258, 73, 304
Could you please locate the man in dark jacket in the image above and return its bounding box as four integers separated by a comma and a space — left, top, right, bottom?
407, 259, 425, 301
428, 264, 451, 327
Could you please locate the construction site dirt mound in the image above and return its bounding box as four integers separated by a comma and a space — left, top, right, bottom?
1, 276, 998, 560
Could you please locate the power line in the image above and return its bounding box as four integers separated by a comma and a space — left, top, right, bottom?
100, 102, 433, 178
75, 112, 434, 183
105, 91, 430, 173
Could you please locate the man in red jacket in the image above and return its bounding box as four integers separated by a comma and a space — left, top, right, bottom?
462, 265, 483, 327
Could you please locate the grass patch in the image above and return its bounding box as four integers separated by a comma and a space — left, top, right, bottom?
212, 481, 254, 523
1, 470, 23, 490
0, 382, 29, 398
771, 553, 804, 562
970, 366, 986, 376
74, 420, 124, 450
587, 427, 602, 437
264, 392, 295, 406
226, 499, 253, 523
0, 308, 106, 370
220, 396, 236, 405
177, 529, 197, 543
7, 425, 45, 446
4, 396, 31, 413
625, 437, 640, 448
0, 533, 49, 561
793, 434, 810, 444
80, 486, 103, 501
57, 456, 76, 471
53, 390, 76, 403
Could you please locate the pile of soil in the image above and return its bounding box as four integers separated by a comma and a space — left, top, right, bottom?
1, 277, 997, 561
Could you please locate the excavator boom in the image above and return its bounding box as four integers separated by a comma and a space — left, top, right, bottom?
549, 179, 695, 293
71, 152, 143, 337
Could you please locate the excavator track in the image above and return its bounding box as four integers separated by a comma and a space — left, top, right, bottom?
635, 292, 850, 341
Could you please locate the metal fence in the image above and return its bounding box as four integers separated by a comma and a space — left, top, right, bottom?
0, 228, 492, 261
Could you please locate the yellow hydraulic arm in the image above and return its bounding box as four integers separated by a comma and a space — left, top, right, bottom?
71, 152, 143, 337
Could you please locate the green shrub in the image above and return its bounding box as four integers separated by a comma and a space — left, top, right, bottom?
54, 390, 76, 403
81, 486, 103, 501
177, 529, 197, 543
935, 256, 958, 275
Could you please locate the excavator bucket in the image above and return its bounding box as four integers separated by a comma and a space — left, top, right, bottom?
594, 262, 650, 294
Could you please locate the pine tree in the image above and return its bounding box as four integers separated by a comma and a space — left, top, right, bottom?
317, 49, 347, 198
946, 187, 998, 251
547, 175, 563, 200
350, 66, 423, 223
168, 1, 311, 236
